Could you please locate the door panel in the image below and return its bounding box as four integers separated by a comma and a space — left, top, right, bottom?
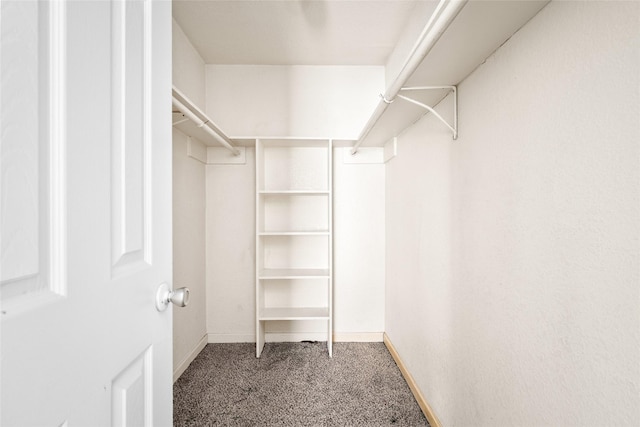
111, 347, 153, 427
111, 0, 151, 275
1, 1, 173, 425
1, 0, 66, 304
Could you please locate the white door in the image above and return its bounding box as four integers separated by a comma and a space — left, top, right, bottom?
1, 0, 173, 425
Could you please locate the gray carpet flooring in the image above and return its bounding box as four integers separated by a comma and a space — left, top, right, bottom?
173, 342, 429, 426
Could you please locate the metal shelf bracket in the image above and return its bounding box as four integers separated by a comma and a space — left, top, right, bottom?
397, 86, 458, 140
172, 86, 241, 156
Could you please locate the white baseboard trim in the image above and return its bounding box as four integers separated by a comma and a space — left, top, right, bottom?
383, 333, 442, 427
208, 333, 254, 343
265, 332, 328, 342
266, 332, 383, 343
333, 332, 383, 342
173, 334, 208, 383
206, 332, 384, 344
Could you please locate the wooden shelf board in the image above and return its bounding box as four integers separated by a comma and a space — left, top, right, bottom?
259, 307, 330, 320
259, 269, 330, 279
259, 231, 329, 236
259, 190, 330, 195
258, 139, 330, 148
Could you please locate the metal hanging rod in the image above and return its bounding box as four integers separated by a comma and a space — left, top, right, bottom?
171, 86, 241, 156
351, 0, 467, 155
397, 85, 457, 139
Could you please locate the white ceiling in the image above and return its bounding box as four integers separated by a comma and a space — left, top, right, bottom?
172, 0, 423, 66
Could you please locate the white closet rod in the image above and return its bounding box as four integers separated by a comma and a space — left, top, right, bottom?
171, 93, 241, 156
351, 0, 467, 155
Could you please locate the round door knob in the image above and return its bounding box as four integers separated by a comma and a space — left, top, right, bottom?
156, 283, 190, 312
170, 287, 190, 307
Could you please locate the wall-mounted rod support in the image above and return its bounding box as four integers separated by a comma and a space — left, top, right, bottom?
397, 85, 458, 139
396, 94, 456, 139
172, 116, 190, 126
171, 86, 241, 156
351, 0, 467, 155
171, 97, 241, 156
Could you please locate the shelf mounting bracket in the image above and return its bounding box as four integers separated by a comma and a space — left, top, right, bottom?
397, 85, 458, 140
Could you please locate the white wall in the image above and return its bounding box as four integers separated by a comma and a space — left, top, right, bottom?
333, 148, 385, 339
205, 65, 382, 139
206, 147, 386, 342
205, 150, 256, 342
172, 17, 206, 109
386, 2, 640, 426
172, 19, 208, 377
172, 131, 208, 377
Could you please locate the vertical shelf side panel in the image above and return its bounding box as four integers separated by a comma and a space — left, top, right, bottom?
256, 139, 265, 357
328, 139, 333, 357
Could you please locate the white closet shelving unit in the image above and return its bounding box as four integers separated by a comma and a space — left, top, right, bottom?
255, 139, 333, 358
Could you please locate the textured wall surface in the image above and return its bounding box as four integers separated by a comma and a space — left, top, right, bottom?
385, 1, 640, 425
172, 130, 208, 374
205, 65, 382, 139
333, 149, 385, 337
205, 149, 257, 342
172, 19, 208, 374
172, 18, 206, 109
